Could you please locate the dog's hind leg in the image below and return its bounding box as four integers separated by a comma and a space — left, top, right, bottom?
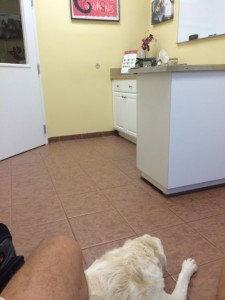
163, 258, 198, 300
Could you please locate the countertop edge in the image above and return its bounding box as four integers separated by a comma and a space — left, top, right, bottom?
129, 64, 225, 74
110, 68, 137, 80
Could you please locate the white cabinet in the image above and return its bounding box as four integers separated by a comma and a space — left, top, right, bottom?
112, 80, 137, 142
136, 70, 225, 195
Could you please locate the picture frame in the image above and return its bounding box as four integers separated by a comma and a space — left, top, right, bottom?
152, 0, 174, 25
70, 0, 120, 21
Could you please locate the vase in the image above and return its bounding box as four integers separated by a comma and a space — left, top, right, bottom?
140, 49, 147, 59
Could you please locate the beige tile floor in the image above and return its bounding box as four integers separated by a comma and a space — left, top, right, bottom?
1, 135, 225, 299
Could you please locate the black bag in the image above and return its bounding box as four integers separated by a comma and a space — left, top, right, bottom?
0, 223, 24, 292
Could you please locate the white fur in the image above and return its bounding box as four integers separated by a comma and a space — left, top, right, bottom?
85, 234, 197, 300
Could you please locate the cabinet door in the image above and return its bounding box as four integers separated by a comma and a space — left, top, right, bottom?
125, 94, 136, 137
113, 92, 136, 137
113, 93, 126, 132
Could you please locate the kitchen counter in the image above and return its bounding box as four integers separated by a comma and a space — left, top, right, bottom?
135, 64, 225, 194
110, 68, 137, 80
129, 64, 225, 74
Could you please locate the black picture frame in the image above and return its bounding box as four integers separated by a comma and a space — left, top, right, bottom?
152, 0, 174, 25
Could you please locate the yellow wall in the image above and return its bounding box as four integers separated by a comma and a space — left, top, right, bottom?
35, 0, 150, 138
35, 0, 225, 138
149, 1, 225, 64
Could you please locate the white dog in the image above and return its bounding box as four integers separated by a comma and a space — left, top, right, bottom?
85, 234, 197, 300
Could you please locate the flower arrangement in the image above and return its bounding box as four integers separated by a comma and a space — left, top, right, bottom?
141, 33, 154, 52
8, 46, 25, 61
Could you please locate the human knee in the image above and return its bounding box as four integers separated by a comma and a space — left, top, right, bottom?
40, 235, 78, 247
43, 235, 80, 248
34, 235, 82, 259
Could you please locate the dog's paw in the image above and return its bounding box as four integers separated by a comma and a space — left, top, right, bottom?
181, 258, 198, 279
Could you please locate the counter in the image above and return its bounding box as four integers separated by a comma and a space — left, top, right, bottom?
110, 68, 137, 80
132, 64, 225, 194
129, 64, 225, 74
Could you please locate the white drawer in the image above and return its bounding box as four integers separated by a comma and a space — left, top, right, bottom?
112, 80, 136, 93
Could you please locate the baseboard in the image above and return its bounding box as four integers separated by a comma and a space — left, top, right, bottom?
48, 130, 117, 143
118, 131, 136, 144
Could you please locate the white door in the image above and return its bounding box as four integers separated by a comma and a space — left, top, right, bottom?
0, 0, 47, 160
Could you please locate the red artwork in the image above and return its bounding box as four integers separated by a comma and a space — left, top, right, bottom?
70, 0, 120, 21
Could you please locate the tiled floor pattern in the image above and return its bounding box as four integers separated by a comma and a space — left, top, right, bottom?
1, 135, 225, 299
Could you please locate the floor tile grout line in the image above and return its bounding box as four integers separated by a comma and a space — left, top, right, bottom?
167, 205, 225, 224
54, 141, 103, 194
108, 205, 141, 236
181, 219, 225, 254
46, 139, 136, 242
194, 256, 225, 268
184, 220, 225, 255
168, 256, 225, 278
66, 207, 113, 219
101, 189, 190, 236
101, 189, 141, 235
67, 207, 137, 251
74, 156, 135, 192
38, 149, 80, 243
37, 140, 136, 236
80, 235, 137, 251
57, 138, 123, 261
6, 137, 225, 300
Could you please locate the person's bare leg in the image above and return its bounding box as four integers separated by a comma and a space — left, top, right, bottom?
1, 236, 88, 300
216, 259, 225, 300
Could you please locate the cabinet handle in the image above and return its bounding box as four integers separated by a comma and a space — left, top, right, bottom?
129, 85, 132, 88
116, 85, 120, 88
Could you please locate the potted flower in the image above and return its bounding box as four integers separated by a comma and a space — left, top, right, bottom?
141, 33, 154, 58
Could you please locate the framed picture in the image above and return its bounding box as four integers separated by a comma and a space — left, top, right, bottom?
70, 0, 120, 21
152, 0, 174, 25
